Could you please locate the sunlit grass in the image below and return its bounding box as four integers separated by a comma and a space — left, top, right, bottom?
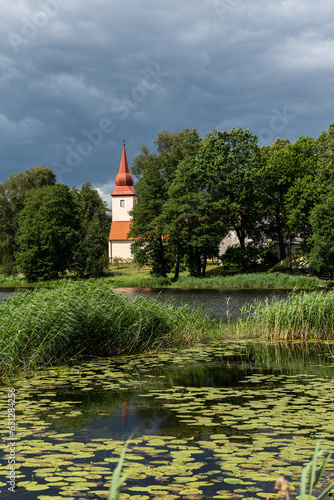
174, 273, 327, 289
238, 289, 334, 340
0, 280, 216, 377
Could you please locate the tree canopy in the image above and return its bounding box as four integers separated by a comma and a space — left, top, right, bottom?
0, 167, 110, 280
129, 123, 334, 277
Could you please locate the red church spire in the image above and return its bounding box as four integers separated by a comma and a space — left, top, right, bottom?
111, 142, 135, 196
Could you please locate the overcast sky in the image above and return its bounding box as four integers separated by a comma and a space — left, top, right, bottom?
1, 0, 334, 208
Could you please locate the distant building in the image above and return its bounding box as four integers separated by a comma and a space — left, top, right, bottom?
108, 144, 137, 262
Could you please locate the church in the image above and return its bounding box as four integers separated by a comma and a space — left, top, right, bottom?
108, 143, 137, 262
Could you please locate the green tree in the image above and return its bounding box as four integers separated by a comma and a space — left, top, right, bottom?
17, 184, 79, 281
162, 157, 229, 278
195, 128, 263, 250
71, 182, 110, 276
283, 136, 319, 250
129, 160, 172, 277
308, 191, 334, 277
261, 137, 319, 262
0, 166, 56, 275
129, 128, 201, 276
316, 123, 334, 190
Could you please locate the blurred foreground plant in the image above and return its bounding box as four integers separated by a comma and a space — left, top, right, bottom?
274, 441, 334, 500
108, 438, 131, 500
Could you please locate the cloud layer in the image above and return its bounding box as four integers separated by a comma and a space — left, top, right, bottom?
1, 0, 334, 204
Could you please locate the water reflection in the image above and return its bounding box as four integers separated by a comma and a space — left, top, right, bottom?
6, 340, 334, 500
117, 287, 295, 319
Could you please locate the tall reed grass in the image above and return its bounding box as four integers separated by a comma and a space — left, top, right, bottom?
239, 289, 334, 340
0, 280, 214, 377
175, 273, 326, 290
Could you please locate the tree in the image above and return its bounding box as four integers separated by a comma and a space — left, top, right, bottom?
17, 184, 79, 281
162, 157, 229, 278
261, 137, 319, 262
0, 166, 56, 275
283, 136, 319, 248
71, 182, 110, 276
129, 129, 201, 276
195, 128, 264, 250
308, 191, 334, 277
129, 160, 172, 277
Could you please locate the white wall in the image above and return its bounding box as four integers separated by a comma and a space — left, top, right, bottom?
112, 195, 136, 222
111, 241, 134, 260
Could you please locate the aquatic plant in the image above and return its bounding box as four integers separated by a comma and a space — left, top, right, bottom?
274, 441, 334, 500
0, 279, 215, 377
300, 441, 334, 500
108, 438, 131, 500
173, 273, 326, 290
240, 289, 334, 340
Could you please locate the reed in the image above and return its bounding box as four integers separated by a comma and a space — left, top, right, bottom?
240, 289, 334, 340
0, 280, 215, 377
174, 273, 327, 289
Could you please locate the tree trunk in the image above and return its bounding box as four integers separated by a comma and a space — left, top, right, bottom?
173, 252, 180, 281
278, 232, 286, 261
235, 227, 246, 249
288, 233, 292, 270
201, 256, 207, 277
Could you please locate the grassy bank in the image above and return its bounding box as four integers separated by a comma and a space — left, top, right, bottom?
1, 266, 330, 290
238, 289, 334, 340
0, 280, 215, 378
172, 273, 327, 289
108, 271, 328, 289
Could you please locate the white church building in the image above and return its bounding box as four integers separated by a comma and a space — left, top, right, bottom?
108, 144, 137, 261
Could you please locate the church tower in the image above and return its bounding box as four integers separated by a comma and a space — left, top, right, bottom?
108, 143, 137, 261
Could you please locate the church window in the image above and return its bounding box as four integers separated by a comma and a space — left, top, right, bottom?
120, 199, 125, 207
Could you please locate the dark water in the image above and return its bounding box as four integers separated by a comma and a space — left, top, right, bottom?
8, 341, 334, 499
0, 291, 11, 301
1, 286, 294, 320
117, 287, 294, 319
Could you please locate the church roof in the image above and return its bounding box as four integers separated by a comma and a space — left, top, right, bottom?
109, 221, 134, 241
111, 145, 135, 196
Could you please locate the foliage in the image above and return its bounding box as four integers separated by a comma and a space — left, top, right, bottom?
163, 157, 228, 277
71, 181, 110, 276
17, 184, 78, 281
221, 244, 261, 271
129, 129, 201, 277
260, 137, 318, 261
174, 272, 323, 290
0, 166, 56, 275
242, 289, 334, 340
108, 438, 131, 500
308, 191, 334, 277
17, 184, 79, 281
195, 127, 264, 249
299, 441, 334, 500
0, 280, 215, 376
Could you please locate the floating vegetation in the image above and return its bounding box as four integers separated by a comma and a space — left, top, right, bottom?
0, 341, 333, 499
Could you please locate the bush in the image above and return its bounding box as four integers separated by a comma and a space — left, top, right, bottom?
221, 245, 260, 271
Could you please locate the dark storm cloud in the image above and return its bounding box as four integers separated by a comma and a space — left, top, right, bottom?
1, 0, 334, 206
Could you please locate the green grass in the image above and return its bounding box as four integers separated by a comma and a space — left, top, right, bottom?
0, 279, 216, 378
238, 289, 334, 340
171, 273, 327, 289
1, 263, 330, 290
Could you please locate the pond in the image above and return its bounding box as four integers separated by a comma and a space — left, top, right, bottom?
1, 340, 334, 499
115, 287, 295, 320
